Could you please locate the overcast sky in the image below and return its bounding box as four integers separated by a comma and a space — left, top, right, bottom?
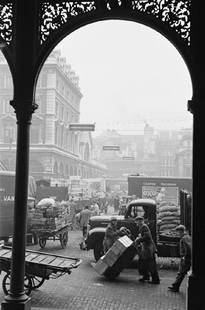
57, 20, 193, 135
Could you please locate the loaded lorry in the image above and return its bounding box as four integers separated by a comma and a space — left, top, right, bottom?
85, 176, 192, 261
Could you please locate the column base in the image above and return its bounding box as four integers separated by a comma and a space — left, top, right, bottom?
187, 272, 205, 310
1, 297, 31, 310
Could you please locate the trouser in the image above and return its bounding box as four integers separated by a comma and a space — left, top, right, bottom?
80, 226, 88, 249
172, 258, 191, 288
139, 256, 160, 282
82, 226, 88, 238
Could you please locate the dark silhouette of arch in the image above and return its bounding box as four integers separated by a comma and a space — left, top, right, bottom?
33, 5, 193, 96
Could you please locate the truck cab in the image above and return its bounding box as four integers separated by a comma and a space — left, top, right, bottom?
85, 198, 157, 261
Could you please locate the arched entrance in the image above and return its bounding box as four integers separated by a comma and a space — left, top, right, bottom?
0, 2, 204, 310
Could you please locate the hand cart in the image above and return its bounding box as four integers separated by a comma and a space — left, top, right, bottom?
32, 225, 69, 249
0, 245, 81, 295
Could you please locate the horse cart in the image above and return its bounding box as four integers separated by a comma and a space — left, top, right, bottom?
31, 225, 69, 249
0, 245, 81, 295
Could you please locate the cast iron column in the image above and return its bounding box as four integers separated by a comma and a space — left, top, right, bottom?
187, 100, 205, 310
187, 1, 205, 310
1, 101, 37, 310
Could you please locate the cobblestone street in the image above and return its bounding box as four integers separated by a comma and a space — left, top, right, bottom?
0, 230, 187, 310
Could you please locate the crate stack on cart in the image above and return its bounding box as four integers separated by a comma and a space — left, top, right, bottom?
28, 198, 73, 230
28, 198, 74, 248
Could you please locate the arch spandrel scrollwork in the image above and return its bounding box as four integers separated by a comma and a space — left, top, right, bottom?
0, 2, 13, 45
40, 1, 96, 44
39, 0, 190, 45
0, 0, 191, 51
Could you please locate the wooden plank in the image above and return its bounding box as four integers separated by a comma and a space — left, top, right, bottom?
38, 256, 56, 265
26, 253, 40, 262
2, 251, 12, 258
0, 249, 11, 257
48, 258, 65, 267
31, 255, 47, 264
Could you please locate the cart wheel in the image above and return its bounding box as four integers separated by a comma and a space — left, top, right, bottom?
3, 273, 32, 296
30, 276, 45, 289
60, 232, 68, 249
39, 237, 46, 249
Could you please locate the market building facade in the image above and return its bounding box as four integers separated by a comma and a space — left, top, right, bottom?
0, 50, 106, 185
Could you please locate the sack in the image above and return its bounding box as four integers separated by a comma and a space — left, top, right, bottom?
159, 223, 177, 230
158, 205, 179, 213
160, 216, 180, 222
37, 198, 55, 208
158, 211, 180, 218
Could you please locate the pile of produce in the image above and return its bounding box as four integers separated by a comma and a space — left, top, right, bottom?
157, 202, 180, 233
28, 198, 74, 230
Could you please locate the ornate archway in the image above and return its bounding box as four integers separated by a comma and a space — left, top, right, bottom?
0, 1, 204, 310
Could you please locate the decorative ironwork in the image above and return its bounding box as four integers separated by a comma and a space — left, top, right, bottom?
0, 2, 13, 45
0, 1, 190, 46
40, 0, 190, 45
133, 0, 190, 45
40, 2, 96, 43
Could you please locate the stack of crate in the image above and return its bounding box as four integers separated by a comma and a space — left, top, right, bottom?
94, 235, 133, 275
29, 199, 73, 231
30, 210, 47, 229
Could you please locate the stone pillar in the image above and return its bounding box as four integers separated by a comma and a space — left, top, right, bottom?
1, 100, 37, 310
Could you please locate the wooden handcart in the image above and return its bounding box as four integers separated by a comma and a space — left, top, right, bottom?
0, 245, 81, 295
32, 225, 70, 249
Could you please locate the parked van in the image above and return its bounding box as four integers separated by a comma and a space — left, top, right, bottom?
0, 171, 36, 241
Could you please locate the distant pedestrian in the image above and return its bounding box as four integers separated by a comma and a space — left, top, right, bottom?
103, 217, 119, 253
134, 216, 160, 284
168, 225, 191, 292
92, 201, 100, 216
78, 205, 92, 250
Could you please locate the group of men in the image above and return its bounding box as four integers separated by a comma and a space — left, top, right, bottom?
103, 215, 191, 291
103, 215, 160, 284
78, 204, 192, 292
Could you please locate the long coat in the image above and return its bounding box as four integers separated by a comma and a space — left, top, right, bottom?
137, 223, 157, 260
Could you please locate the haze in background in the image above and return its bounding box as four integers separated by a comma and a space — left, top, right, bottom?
57, 20, 193, 135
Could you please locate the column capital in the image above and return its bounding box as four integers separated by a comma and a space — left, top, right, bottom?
10, 100, 38, 123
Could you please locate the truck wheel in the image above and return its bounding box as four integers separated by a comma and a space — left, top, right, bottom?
93, 242, 104, 261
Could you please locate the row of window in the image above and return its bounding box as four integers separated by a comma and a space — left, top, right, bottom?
0, 99, 14, 114
56, 101, 79, 123
0, 73, 13, 89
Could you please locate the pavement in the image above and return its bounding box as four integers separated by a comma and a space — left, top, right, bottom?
0, 229, 187, 310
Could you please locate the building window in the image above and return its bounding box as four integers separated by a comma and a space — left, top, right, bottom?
30, 125, 40, 144
4, 125, 14, 143
41, 74, 47, 87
